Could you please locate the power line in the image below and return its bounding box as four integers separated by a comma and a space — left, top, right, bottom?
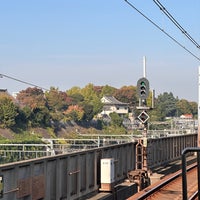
0, 73, 49, 91
124, 0, 200, 62
153, 0, 200, 49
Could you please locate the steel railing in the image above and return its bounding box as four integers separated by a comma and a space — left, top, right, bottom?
182, 147, 200, 200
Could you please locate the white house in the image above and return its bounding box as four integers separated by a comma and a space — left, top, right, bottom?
100, 96, 129, 117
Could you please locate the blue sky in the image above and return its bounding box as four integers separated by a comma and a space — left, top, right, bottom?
0, 0, 199, 101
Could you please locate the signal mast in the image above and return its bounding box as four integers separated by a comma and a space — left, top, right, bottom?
129, 57, 152, 188
136, 56, 150, 137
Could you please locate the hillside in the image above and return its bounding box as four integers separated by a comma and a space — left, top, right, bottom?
0, 124, 104, 142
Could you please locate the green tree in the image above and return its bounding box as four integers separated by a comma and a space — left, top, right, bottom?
155, 92, 178, 120
100, 85, 117, 97
109, 112, 123, 127
81, 83, 103, 115
0, 96, 18, 128
176, 99, 194, 116
15, 106, 31, 129
31, 107, 51, 127
189, 101, 198, 118
45, 87, 71, 112
67, 86, 82, 96
81, 103, 94, 121
69, 93, 84, 105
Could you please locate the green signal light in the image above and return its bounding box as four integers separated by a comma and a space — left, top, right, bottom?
140, 81, 146, 91
137, 77, 149, 100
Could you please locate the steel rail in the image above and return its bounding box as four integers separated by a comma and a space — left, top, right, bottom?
128, 163, 197, 200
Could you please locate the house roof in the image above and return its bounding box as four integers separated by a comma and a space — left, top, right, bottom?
180, 114, 193, 119
102, 96, 128, 105
0, 89, 8, 93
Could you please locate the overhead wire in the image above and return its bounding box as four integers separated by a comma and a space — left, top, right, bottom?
124, 0, 200, 62
153, 0, 200, 49
0, 73, 49, 91
1, 1, 199, 92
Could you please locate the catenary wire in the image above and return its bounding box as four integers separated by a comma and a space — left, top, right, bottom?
1, 1, 199, 92
153, 0, 200, 49
124, 0, 200, 62
0, 73, 49, 91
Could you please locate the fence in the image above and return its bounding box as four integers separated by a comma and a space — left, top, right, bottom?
0, 133, 197, 200
0, 142, 135, 200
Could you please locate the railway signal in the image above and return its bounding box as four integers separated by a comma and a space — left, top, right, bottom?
137, 77, 149, 100
138, 111, 149, 124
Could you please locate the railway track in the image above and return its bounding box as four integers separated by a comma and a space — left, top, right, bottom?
128, 163, 198, 200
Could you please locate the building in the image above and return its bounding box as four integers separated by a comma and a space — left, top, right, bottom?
100, 96, 129, 117
180, 114, 193, 119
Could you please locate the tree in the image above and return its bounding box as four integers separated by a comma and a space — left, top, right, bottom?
109, 112, 123, 127
81, 83, 103, 115
0, 96, 18, 128
15, 106, 31, 129
93, 86, 103, 97
189, 101, 198, 118
69, 93, 84, 105
149, 108, 162, 122
81, 103, 94, 121
31, 107, 51, 127
45, 87, 72, 112
114, 85, 137, 104
67, 86, 82, 96
155, 92, 178, 119
100, 85, 117, 97
176, 99, 194, 116
63, 105, 84, 122
16, 87, 46, 109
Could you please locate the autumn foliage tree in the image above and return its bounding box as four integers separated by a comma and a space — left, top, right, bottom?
16, 87, 47, 109
67, 84, 103, 119
114, 85, 137, 104
0, 83, 196, 132
16, 87, 51, 127
63, 105, 84, 122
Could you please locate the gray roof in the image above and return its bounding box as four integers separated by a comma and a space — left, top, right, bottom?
103, 96, 128, 105
0, 89, 7, 93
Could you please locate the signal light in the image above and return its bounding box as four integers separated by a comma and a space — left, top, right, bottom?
137, 77, 149, 100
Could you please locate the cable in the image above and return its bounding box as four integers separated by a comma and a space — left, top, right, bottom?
124, 0, 200, 62
153, 0, 200, 49
0, 73, 49, 91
